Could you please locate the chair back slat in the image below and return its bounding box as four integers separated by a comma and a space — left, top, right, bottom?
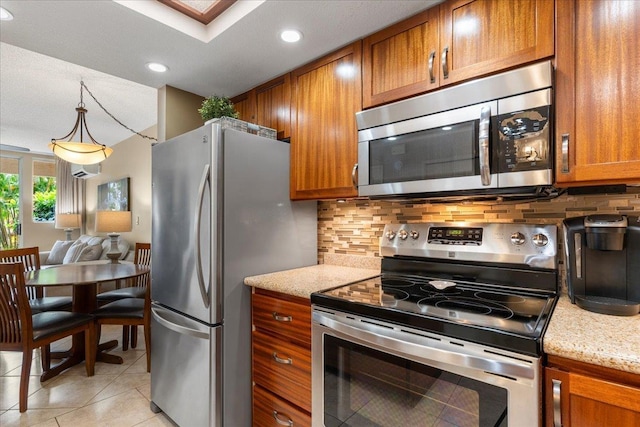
133, 243, 151, 289
0, 262, 31, 346
0, 247, 42, 300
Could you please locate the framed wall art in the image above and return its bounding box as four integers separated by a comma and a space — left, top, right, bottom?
97, 177, 130, 211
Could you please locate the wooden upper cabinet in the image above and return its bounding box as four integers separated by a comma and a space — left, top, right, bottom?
231, 74, 291, 140
440, 0, 554, 85
555, 0, 640, 185
230, 91, 255, 123
362, 7, 440, 108
290, 42, 361, 200
255, 74, 291, 140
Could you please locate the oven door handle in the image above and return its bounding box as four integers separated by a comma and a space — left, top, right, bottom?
315, 313, 536, 381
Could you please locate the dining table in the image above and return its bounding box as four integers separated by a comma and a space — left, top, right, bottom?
26, 262, 150, 381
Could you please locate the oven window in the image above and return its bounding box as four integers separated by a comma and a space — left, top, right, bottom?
368, 121, 479, 184
323, 335, 507, 427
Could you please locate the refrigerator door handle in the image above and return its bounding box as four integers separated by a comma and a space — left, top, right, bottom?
152, 306, 210, 340
195, 163, 211, 309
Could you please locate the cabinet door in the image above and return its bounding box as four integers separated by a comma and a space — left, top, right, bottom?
291, 42, 361, 200
545, 367, 640, 427
255, 74, 292, 140
362, 7, 440, 108
555, 0, 640, 185
230, 90, 256, 123
439, 0, 554, 85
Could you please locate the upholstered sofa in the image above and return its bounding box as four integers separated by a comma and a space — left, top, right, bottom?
38, 234, 134, 267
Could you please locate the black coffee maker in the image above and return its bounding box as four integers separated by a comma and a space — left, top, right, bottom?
563, 214, 640, 316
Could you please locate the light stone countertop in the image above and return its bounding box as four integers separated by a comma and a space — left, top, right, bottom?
544, 295, 640, 375
244, 255, 380, 299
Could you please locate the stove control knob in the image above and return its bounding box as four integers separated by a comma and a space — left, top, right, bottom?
532, 233, 549, 247
410, 230, 420, 240
385, 230, 397, 240
510, 232, 526, 246
398, 229, 408, 240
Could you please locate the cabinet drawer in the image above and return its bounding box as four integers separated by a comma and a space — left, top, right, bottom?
253, 330, 312, 412
253, 385, 311, 427
252, 292, 311, 346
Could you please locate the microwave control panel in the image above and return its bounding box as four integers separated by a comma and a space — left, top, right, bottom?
497, 105, 551, 172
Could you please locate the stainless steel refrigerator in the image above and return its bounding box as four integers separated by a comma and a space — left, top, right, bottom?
150, 122, 317, 427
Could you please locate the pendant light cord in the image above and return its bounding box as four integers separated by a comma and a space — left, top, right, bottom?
81, 81, 157, 142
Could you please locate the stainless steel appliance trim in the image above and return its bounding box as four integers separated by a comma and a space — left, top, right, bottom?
358, 173, 498, 197
498, 88, 552, 113
358, 101, 497, 142
195, 163, 211, 309
498, 169, 554, 188
356, 60, 553, 131
312, 308, 541, 427
574, 232, 582, 279
357, 143, 369, 186
380, 222, 558, 269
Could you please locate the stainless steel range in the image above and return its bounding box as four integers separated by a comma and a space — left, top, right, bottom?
311, 222, 558, 427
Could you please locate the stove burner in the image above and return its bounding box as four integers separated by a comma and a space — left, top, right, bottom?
380, 289, 410, 306
434, 298, 514, 319
475, 291, 526, 304
418, 285, 460, 296
380, 277, 415, 287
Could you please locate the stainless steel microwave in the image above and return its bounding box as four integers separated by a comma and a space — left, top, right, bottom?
355, 61, 555, 200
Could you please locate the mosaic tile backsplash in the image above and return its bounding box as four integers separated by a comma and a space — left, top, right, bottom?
318, 191, 640, 261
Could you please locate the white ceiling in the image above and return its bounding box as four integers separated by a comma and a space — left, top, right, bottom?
0, 0, 438, 155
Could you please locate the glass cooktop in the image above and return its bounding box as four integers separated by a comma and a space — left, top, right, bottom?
319, 273, 555, 337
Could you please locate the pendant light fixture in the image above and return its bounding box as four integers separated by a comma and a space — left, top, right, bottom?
49, 81, 113, 165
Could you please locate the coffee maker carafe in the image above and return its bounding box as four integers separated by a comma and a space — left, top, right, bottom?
563, 215, 640, 316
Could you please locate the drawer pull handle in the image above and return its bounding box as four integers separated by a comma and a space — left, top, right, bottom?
552, 379, 562, 427
272, 352, 293, 365
272, 410, 293, 426
272, 312, 292, 322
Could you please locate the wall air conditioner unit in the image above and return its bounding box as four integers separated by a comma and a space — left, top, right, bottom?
70, 163, 101, 179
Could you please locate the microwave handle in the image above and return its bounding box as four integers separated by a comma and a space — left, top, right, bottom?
479, 106, 491, 186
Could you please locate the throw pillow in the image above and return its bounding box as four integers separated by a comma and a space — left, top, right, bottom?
45, 240, 75, 264
77, 234, 104, 246
63, 241, 88, 264
77, 243, 103, 262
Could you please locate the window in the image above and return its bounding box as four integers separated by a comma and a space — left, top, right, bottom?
0, 155, 20, 249
32, 159, 56, 222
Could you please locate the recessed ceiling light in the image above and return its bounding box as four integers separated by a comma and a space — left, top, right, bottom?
280, 29, 302, 43
146, 62, 168, 73
0, 7, 14, 21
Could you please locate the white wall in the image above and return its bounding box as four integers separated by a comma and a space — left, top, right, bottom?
85, 125, 156, 246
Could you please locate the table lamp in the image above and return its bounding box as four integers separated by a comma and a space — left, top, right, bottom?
55, 213, 81, 241
95, 210, 132, 263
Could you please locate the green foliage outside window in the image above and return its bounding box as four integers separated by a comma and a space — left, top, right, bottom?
33, 176, 56, 222
0, 173, 19, 249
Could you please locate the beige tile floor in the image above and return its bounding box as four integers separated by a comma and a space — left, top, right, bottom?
0, 325, 176, 427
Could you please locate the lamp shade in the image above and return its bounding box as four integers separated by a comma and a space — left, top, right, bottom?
49, 141, 113, 165
95, 210, 132, 233
55, 213, 81, 229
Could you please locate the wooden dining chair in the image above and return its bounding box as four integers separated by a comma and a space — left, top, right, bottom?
96, 242, 151, 350
92, 273, 151, 372
0, 247, 72, 313
0, 262, 96, 412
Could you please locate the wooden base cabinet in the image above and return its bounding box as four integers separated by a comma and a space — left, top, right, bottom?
555, 0, 640, 185
252, 288, 312, 425
545, 356, 640, 427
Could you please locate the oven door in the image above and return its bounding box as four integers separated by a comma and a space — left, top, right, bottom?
312, 309, 541, 427
357, 101, 498, 197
